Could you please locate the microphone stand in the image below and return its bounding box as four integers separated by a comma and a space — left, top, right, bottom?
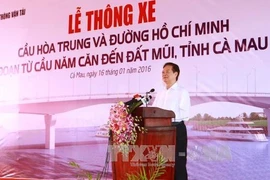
145, 92, 149, 107
145, 88, 154, 107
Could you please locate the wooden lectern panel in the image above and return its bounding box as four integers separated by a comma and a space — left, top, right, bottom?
132, 107, 175, 127
111, 107, 176, 180
111, 127, 176, 180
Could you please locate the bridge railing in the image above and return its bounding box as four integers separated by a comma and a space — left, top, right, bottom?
1, 92, 270, 105
189, 92, 270, 96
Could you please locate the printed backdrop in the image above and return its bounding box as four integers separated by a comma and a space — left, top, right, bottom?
0, 0, 269, 179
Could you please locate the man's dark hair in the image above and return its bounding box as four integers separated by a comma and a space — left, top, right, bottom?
163, 62, 180, 81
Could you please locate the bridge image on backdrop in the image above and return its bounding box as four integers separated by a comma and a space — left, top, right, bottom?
0, 92, 270, 149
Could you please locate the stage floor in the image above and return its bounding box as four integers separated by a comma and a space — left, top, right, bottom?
1, 137, 270, 180
0, 140, 112, 180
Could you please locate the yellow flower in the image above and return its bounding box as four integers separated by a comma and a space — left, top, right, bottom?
119, 101, 124, 105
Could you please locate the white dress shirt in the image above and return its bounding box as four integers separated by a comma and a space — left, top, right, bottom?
152, 82, 191, 122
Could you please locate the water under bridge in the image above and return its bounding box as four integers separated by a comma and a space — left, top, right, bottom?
1, 92, 270, 149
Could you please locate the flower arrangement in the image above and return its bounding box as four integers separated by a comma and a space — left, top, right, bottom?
108, 94, 146, 153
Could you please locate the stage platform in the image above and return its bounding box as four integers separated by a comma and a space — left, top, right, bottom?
1, 137, 270, 180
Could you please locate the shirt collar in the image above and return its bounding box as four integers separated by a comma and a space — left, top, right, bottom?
163, 82, 179, 90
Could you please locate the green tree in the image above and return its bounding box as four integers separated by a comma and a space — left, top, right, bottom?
194, 113, 202, 120
242, 112, 248, 120
203, 113, 214, 120
190, 113, 203, 120
249, 112, 260, 120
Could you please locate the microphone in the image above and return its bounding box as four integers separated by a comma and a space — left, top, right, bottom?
145, 88, 154, 107
147, 88, 155, 94
141, 95, 152, 106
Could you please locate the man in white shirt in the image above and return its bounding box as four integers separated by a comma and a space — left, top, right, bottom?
152, 62, 190, 180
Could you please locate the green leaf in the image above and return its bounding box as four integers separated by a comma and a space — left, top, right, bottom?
85, 171, 92, 180
69, 161, 80, 168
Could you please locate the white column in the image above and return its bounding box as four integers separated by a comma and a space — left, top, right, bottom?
263, 108, 270, 137
44, 114, 57, 149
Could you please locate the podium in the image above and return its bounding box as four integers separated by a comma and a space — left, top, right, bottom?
110, 107, 176, 180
